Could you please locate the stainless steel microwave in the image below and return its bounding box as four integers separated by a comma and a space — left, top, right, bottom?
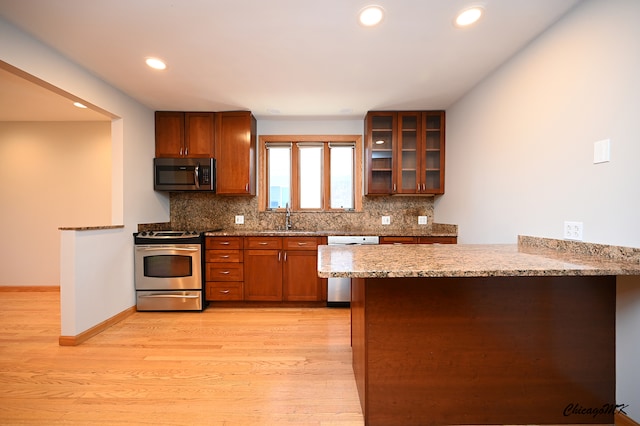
154, 157, 215, 191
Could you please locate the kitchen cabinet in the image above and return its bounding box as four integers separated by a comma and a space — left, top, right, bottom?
379, 236, 457, 245
205, 236, 244, 301
155, 111, 216, 158
365, 111, 445, 195
215, 111, 257, 195
282, 237, 325, 301
243, 236, 326, 302
244, 237, 283, 301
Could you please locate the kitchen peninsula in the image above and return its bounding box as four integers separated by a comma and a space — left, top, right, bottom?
318, 236, 640, 426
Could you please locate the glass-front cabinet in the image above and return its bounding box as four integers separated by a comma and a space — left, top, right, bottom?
365, 112, 395, 194
365, 110, 445, 195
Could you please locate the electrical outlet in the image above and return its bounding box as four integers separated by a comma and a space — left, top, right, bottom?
563, 221, 583, 241
235, 215, 244, 225
381, 216, 391, 225
418, 216, 428, 225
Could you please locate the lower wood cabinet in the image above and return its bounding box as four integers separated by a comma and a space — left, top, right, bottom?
206, 235, 326, 303
282, 237, 325, 301
205, 237, 244, 301
244, 236, 326, 302
244, 237, 283, 301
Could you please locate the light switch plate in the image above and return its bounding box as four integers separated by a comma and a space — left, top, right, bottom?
381, 216, 391, 225
418, 216, 428, 225
593, 139, 610, 164
235, 215, 244, 225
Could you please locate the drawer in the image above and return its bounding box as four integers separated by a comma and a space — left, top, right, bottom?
206, 263, 244, 281
206, 249, 243, 263
417, 236, 457, 244
379, 236, 417, 245
206, 237, 243, 250
206, 282, 244, 301
245, 236, 283, 250
284, 236, 322, 250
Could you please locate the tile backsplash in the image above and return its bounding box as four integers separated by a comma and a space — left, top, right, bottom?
170, 193, 436, 233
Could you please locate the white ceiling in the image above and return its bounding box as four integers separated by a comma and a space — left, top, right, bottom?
0, 0, 581, 121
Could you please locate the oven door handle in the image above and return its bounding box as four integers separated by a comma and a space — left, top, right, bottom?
139, 293, 200, 299
136, 247, 199, 252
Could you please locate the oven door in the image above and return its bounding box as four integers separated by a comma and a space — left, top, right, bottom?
134, 244, 203, 290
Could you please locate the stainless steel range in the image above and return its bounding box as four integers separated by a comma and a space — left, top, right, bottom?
134, 230, 206, 311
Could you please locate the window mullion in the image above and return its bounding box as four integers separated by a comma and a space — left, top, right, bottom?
323, 144, 331, 210
291, 143, 300, 210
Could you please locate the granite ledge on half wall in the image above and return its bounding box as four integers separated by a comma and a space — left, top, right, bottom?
518, 235, 640, 264
59, 225, 124, 231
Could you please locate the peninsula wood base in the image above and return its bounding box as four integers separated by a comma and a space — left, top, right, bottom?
351, 275, 616, 426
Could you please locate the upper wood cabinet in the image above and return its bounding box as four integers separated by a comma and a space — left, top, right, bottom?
365, 111, 445, 195
155, 111, 216, 158
215, 111, 256, 195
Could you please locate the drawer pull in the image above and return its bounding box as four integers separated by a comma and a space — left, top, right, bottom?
219, 271, 230, 275
219, 255, 230, 258
219, 290, 230, 294
220, 242, 230, 245
297, 242, 308, 246
259, 242, 269, 245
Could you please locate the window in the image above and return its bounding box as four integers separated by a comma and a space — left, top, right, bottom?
260, 135, 362, 212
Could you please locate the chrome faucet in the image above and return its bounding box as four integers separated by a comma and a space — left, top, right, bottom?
285, 203, 292, 230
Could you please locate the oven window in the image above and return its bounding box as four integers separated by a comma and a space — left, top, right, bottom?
144, 255, 192, 278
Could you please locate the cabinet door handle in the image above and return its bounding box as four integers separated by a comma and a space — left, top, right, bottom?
393, 184, 397, 192
284, 252, 287, 262
185, 147, 189, 156
278, 251, 282, 262
180, 147, 183, 156
245, 183, 249, 192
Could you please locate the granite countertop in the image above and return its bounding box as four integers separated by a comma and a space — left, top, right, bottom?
203, 223, 457, 238
317, 236, 640, 278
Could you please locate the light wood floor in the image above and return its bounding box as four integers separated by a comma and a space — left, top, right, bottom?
0, 291, 364, 425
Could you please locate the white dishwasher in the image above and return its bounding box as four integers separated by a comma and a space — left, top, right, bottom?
326, 235, 379, 307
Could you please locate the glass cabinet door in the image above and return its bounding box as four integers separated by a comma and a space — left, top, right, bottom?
422, 112, 444, 194
367, 113, 395, 194
397, 113, 420, 193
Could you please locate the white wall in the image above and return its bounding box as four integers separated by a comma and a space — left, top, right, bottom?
0, 17, 170, 335
0, 122, 111, 286
258, 119, 363, 136
438, 0, 640, 247
436, 0, 640, 417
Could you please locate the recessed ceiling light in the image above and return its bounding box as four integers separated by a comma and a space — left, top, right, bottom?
359, 5, 385, 27
73, 101, 87, 109
145, 57, 167, 70
455, 6, 484, 27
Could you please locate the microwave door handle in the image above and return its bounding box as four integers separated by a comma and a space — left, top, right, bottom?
194, 163, 200, 189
